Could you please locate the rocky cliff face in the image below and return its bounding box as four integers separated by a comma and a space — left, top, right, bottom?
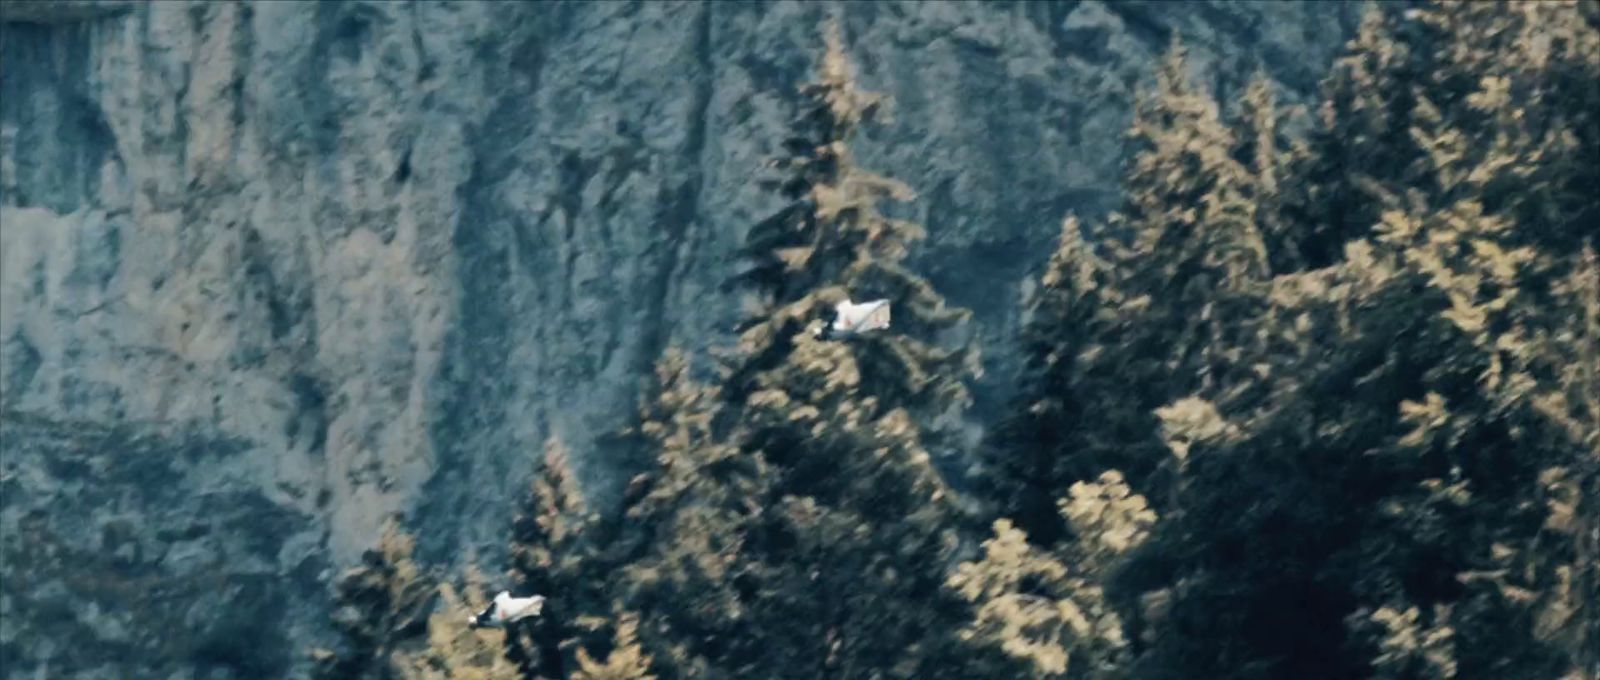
0, 1, 1359, 677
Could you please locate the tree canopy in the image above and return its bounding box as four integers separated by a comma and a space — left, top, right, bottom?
316, 5, 1598, 678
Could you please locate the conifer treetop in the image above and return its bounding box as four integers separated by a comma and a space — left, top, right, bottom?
573, 613, 658, 680
948, 473, 1155, 679
1118, 36, 1269, 291
726, 18, 978, 427
402, 568, 523, 680
313, 520, 437, 680
805, 19, 889, 142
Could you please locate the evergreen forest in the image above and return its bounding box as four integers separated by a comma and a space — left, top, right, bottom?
311, 4, 1600, 678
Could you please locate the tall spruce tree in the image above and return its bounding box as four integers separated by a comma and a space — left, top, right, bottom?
702, 18, 980, 679
1103, 38, 1273, 439
1527, 246, 1600, 680
610, 350, 764, 680
1328, 5, 1596, 677
987, 37, 1273, 542
721, 20, 978, 429
1281, 5, 1427, 270
507, 437, 606, 680
558, 18, 981, 680
1234, 71, 1299, 275
313, 521, 437, 680
985, 215, 1125, 543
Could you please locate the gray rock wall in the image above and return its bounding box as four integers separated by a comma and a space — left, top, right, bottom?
0, 1, 1360, 676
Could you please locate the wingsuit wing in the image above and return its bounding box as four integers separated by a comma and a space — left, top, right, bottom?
860, 299, 890, 331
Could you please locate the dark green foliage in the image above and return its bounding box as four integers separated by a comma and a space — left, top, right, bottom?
571, 613, 656, 680
313, 521, 436, 680
1235, 70, 1300, 276
313, 4, 1598, 678
950, 471, 1157, 679
674, 19, 980, 679
610, 350, 762, 680
990, 3, 1597, 679
1281, 7, 1428, 269
487, 19, 981, 680
508, 437, 608, 680
987, 37, 1273, 542
1117, 5, 1600, 679
984, 214, 1129, 543
723, 20, 978, 431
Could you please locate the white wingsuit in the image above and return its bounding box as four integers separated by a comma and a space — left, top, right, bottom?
467, 591, 545, 629
816, 298, 891, 339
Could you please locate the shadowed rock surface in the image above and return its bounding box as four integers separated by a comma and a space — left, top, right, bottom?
0, 1, 1360, 676
0, 414, 324, 678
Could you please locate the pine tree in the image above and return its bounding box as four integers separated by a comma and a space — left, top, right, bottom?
1233, 71, 1298, 274
1421, 7, 1598, 672
985, 215, 1127, 542
484, 20, 980, 680
1282, 5, 1425, 269
1349, 5, 1598, 676
507, 437, 604, 680
722, 19, 978, 433
610, 350, 764, 680
1110, 37, 1269, 294
987, 37, 1272, 542
709, 18, 980, 679
402, 567, 522, 680
621, 350, 763, 542
1107, 36, 1271, 422
1541, 246, 1600, 677
950, 519, 1080, 678
299, 4, 1600, 679
313, 521, 437, 680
